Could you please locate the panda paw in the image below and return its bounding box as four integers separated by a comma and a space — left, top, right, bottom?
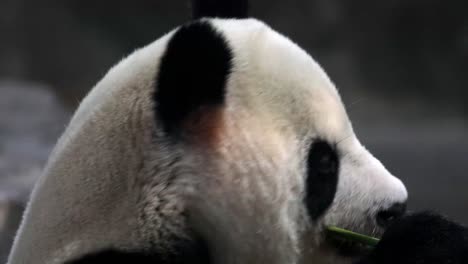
355, 211, 468, 264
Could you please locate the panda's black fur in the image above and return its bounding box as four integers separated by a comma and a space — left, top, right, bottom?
356, 212, 468, 264
305, 140, 339, 220
67, 236, 210, 264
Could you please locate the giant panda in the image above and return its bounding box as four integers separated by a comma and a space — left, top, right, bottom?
8, 0, 466, 263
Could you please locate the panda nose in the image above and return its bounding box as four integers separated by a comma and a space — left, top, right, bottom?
376, 202, 407, 228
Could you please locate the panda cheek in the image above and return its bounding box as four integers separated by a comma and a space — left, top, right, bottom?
304, 140, 340, 220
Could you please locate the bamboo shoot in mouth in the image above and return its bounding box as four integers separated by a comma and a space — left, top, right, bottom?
326, 226, 380, 247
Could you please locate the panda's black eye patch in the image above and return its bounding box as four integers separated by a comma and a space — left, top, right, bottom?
305, 140, 339, 220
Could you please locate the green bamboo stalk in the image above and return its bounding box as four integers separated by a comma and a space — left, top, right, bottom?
326, 226, 380, 247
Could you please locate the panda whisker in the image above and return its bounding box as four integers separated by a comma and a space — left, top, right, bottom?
347, 97, 368, 111
336, 134, 353, 146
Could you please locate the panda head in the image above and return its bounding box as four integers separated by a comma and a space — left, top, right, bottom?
8, 1, 407, 263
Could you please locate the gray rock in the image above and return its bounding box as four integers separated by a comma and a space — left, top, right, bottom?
0, 81, 70, 262
0, 198, 24, 262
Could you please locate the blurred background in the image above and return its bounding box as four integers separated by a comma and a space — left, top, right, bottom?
0, 0, 467, 261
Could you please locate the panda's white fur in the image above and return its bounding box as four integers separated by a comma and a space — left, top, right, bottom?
8, 17, 407, 264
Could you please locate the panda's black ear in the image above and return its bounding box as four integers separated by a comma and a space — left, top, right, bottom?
191, 0, 248, 19
153, 21, 232, 141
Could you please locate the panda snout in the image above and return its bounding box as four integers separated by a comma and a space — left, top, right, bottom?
376, 202, 407, 228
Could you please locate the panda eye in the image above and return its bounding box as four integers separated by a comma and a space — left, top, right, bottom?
317, 151, 338, 174
308, 141, 338, 175
305, 140, 339, 220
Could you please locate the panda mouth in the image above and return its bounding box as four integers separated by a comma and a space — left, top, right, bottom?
324, 227, 379, 258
